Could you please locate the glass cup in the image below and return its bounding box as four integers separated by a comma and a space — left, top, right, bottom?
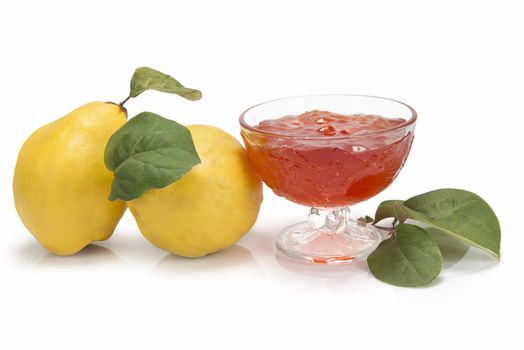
240, 95, 416, 264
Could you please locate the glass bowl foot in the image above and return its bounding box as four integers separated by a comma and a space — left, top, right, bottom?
275, 207, 383, 265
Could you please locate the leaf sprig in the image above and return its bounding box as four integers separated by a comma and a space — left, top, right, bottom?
120, 66, 202, 106
105, 67, 202, 201
367, 189, 501, 287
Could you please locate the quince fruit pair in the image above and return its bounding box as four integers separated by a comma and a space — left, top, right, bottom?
13, 68, 262, 257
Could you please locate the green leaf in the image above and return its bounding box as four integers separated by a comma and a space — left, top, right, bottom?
368, 224, 442, 287
129, 67, 202, 101
104, 112, 201, 201
373, 200, 406, 223
403, 189, 501, 260
426, 227, 470, 269
373, 189, 501, 260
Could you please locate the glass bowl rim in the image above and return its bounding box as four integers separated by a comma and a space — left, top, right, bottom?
239, 94, 417, 140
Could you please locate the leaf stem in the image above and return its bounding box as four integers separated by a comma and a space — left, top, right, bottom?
119, 94, 132, 107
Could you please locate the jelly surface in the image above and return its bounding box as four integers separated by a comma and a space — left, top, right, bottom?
256, 110, 406, 137
242, 111, 413, 207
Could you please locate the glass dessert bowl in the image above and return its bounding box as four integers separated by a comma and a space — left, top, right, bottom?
239, 95, 417, 264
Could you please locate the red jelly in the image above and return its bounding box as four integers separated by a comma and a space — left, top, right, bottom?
242, 110, 414, 207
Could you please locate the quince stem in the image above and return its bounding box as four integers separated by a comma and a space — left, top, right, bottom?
119, 94, 131, 107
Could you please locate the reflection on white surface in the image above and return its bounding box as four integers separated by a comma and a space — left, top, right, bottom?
153, 244, 267, 290
38, 244, 123, 268
155, 245, 261, 275
12, 239, 125, 270
275, 250, 369, 277
429, 228, 470, 270
444, 247, 499, 275
274, 250, 370, 292
14, 239, 48, 265
10, 223, 499, 285
426, 227, 499, 276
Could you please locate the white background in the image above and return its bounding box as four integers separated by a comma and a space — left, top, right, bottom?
1, 1, 522, 349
